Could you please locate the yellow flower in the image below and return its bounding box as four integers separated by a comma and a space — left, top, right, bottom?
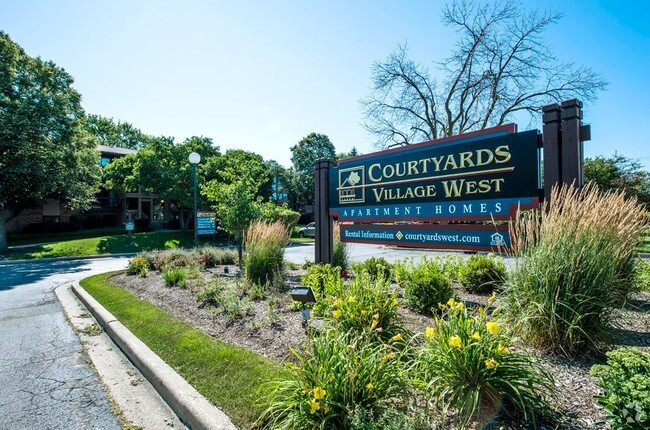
454, 302, 465, 312
485, 358, 498, 369
447, 298, 456, 308
366, 383, 374, 390
392, 297, 399, 307
347, 296, 356, 303
487, 292, 497, 306
384, 352, 397, 360
389, 333, 403, 343
332, 310, 342, 319
497, 344, 509, 355
486, 322, 499, 335
471, 332, 481, 340
313, 387, 326, 400
309, 398, 320, 414
333, 299, 343, 308
425, 326, 435, 338
449, 336, 463, 348
361, 310, 367, 316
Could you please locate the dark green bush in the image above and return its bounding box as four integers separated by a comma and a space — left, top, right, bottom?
590, 348, 650, 429
394, 257, 453, 314
459, 254, 507, 293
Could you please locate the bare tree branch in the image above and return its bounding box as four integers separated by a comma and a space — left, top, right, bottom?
362, 0, 608, 149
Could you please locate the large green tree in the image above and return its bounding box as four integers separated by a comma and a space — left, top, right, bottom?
290, 133, 336, 209
0, 32, 101, 251
362, 0, 607, 148
584, 154, 650, 207
86, 114, 151, 149
104, 135, 221, 230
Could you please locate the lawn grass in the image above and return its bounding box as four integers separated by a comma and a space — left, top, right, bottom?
80, 272, 289, 429
8, 226, 124, 246
2, 230, 229, 259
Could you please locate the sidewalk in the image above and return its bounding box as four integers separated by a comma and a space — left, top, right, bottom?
57, 282, 236, 430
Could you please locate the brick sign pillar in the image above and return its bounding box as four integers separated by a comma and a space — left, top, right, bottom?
314, 158, 334, 265
542, 98, 590, 202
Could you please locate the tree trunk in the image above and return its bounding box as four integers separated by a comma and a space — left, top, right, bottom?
180, 209, 187, 231
0, 208, 7, 253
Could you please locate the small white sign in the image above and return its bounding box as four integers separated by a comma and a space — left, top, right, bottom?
125, 221, 135, 231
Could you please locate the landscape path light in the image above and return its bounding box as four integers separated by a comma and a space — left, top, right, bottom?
289, 286, 316, 328
189, 152, 201, 247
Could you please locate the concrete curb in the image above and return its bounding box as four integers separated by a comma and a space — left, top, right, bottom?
72, 280, 236, 430
0, 253, 137, 266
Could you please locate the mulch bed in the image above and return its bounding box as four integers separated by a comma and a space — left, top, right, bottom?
108, 268, 650, 429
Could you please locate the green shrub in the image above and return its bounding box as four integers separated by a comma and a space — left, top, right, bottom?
413, 297, 556, 428
458, 254, 507, 293
439, 254, 465, 282
258, 202, 301, 231
162, 268, 187, 288
333, 223, 350, 270
323, 274, 406, 342
353, 257, 392, 281
502, 184, 646, 354
245, 221, 290, 288
196, 280, 224, 307
221, 288, 250, 322
590, 348, 650, 429
197, 247, 237, 267
126, 255, 149, 277
258, 330, 409, 429
394, 257, 453, 314
633, 258, 650, 292
301, 264, 344, 313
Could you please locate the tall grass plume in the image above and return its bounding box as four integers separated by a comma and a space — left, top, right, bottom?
502, 183, 646, 354
245, 220, 291, 289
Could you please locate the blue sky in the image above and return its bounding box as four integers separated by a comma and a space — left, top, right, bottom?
1, 0, 649, 168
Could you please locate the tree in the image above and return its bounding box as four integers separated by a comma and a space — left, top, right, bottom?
103, 135, 221, 230
203, 149, 270, 198
290, 133, 337, 209
203, 181, 260, 265
86, 114, 151, 149
0, 32, 101, 251
584, 154, 650, 207
362, 0, 607, 148
337, 146, 360, 160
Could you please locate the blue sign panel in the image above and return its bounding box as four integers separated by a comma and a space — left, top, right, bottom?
340, 224, 510, 252
330, 125, 540, 223
197, 211, 216, 236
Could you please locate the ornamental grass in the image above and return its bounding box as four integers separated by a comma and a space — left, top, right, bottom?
502, 183, 646, 354
244, 220, 291, 288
